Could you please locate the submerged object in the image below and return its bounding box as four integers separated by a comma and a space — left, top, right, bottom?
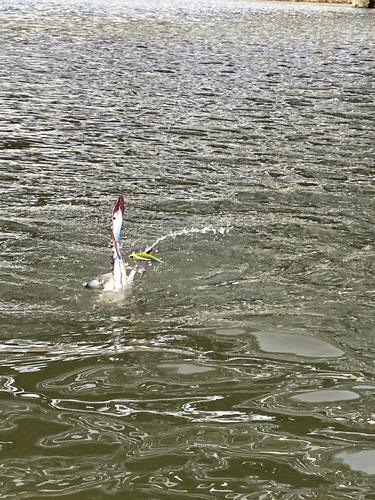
84, 195, 137, 292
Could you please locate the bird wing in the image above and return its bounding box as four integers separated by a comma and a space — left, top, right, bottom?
110, 196, 125, 289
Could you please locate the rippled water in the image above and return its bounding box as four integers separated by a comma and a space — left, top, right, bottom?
1, 0, 375, 498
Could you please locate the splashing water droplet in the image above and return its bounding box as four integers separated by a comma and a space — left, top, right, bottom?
150, 226, 231, 249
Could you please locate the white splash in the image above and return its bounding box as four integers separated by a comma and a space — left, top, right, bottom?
149, 225, 231, 250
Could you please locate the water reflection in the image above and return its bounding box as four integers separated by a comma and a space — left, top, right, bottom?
291, 389, 360, 402
251, 331, 344, 358
1, 0, 375, 498
335, 449, 375, 475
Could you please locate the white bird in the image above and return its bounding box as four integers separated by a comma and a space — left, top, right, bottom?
85, 195, 137, 292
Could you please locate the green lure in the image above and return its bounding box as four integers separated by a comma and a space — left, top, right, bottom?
129, 252, 164, 263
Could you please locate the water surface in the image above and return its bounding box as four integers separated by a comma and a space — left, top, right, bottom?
1, 0, 375, 498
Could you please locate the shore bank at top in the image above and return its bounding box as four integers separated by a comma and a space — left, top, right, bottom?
269, 0, 351, 3
268, 0, 374, 5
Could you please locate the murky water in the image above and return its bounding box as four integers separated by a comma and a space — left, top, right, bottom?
1, 0, 375, 498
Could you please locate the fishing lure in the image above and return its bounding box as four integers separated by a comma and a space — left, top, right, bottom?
129, 249, 164, 264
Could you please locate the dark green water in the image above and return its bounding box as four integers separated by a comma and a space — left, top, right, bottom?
1, 0, 375, 498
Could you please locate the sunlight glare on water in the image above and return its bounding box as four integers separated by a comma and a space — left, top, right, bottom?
0, 0, 375, 498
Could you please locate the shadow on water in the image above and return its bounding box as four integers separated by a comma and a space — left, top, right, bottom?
1, 0, 375, 498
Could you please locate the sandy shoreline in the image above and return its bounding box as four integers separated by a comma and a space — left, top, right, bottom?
269, 0, 375, 5
270, 0, 352, 4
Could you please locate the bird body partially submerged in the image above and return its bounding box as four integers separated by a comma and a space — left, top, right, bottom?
84, 195, 164, 295
84, 195, 136, 293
